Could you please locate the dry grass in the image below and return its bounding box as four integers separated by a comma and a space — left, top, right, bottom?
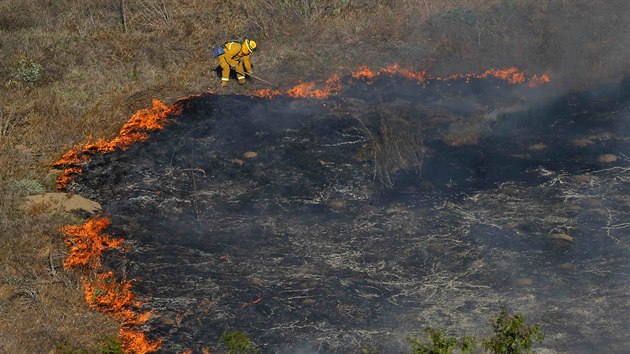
0, 184, 119, 352
355, 106, 425, 189
1, 0, 629, 351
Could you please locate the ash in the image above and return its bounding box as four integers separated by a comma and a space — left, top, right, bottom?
71, 76, 630, 353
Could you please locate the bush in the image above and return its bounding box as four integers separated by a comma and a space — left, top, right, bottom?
220, 331, 259, 354
14, 178, 46, 194
482, 309, 544, 354
407, 327, 476, 354
405, 309, 543, 354
13, 58, 44, 83
54, 336, 123, 354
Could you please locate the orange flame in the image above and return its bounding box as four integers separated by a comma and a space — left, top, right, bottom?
61, 216, 123, 270
61, 218, 162, 353
119, 328, 163, 354
351, 64, 548, 86
258, 65, 548, 101
253, 88, 282, 99
351, 65, 378, 80
286, 74, 342, 99
477, 67, 526, 84
528, 73, 551, 87
54, 99, 180, 189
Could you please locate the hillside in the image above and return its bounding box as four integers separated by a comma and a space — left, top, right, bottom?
1, 1, 629, 352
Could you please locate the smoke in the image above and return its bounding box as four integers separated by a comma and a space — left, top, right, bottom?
397, 1, 630, 90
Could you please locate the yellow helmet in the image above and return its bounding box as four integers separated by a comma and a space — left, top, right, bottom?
244, 39, 257, 53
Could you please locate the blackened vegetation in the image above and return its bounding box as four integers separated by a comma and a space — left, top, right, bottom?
69, 76, 630, 353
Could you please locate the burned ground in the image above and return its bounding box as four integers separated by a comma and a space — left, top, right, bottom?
63, 75, 630, 353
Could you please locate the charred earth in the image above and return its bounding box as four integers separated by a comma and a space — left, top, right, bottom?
65, 74, 629, 353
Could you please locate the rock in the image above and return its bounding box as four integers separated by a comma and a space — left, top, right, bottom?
550, 232, 575, 242
248, 277, 266, 286
319, 159, 335, 166
327, 200, 346, 210
571, 138, 594, 147
243, 151, 258, 159
573, 174, 594, 183
514, 278, 534, 286
559, 263, 577, 271
596, 154, 618, 163
230, 159, 245, 166
528, 143, 546, 151
23, 193, 101, 214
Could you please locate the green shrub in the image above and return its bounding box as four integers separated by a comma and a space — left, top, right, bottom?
98, 336, 124, 354
482, 309, 544, 354
14, 179, 46, 194
220, 331, 259, 354
54, 336, 123, 354
407, 327, 476, 354
13, 58, 44, 83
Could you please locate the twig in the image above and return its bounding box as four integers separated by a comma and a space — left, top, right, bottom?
120, 0, 128, 33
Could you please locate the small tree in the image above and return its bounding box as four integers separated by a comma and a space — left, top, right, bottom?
482, 308, 544, 354
407, 327, 476, 354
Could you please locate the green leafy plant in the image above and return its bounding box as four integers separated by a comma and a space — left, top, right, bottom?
13, 58, 44, 83
482, 308, 544, 354
220, 331, 259, 354
332, 0, 350, 16
407, 327, 476, 354
14, 179, 46, 194
54, 336, 123, 354
99, 336, 124, 354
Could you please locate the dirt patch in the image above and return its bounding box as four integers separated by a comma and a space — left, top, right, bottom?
23, 193, 101, 214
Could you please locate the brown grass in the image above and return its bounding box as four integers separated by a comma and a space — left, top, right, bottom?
1, 0, 629, 351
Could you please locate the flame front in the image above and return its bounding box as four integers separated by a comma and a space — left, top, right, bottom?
255, 65, 549, 100
61, 218, 162, 353
54, 99, 180, 189
287, 74, 343, 99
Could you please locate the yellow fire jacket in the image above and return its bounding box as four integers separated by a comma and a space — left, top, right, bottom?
218, 41, 252, 82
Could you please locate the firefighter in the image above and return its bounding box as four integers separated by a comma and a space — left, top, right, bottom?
216, 38, 257, 87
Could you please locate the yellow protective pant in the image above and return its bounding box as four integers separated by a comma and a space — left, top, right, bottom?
218, 56, 247, 85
